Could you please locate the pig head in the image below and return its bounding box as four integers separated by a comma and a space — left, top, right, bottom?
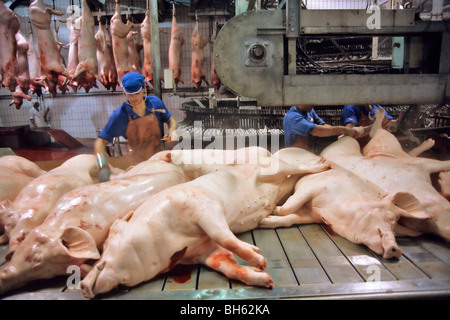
0, 225, 99, 296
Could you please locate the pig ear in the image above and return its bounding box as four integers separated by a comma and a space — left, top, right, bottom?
390, 192, 428, 219
60, 227, 101, 260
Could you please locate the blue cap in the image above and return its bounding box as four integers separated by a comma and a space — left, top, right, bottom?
121, 72, 145, 94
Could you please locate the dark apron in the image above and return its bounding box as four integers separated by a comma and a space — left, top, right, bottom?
126, 112, 162, 165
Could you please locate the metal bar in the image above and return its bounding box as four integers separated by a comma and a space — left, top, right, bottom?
149, 0, 161, 99
283, 74, 449, 105
286, 0, 300, 38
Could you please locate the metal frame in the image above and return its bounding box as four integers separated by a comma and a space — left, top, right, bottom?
214, 8, 450, 106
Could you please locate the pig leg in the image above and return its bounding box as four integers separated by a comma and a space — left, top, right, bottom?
439, 171, 450, 200
201, 244, 273, 288
259, 213, 316, 228
199, 220, 266, 270
257, 157, 329, 182
260, 185, 318, 228
274, 184, 314, 216
195, 202, 266, 269
408, 138, 435, 157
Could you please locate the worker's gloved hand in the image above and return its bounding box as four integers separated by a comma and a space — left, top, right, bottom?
98, 166, 112, 183
96, 153, 111, 183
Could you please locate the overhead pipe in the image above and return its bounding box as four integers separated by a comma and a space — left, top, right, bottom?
149, 0, 161, 98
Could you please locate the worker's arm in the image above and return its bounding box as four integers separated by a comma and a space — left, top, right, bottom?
94, 137, 112, 182
163, 117, 178, 141
310, 124, 365, 138
345, 122, 373, 138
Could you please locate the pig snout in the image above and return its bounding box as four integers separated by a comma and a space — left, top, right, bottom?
380, 229, 402, 259
0, 264, 24, 296
80, 260, 118, 299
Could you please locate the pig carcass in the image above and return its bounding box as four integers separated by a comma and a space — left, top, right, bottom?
126, 30, 143, 74
80, 147, 329, 298
0, 159, 189, 296
0, 156, 45, 241
10, 32, 32, 109
28, 0, 72, 97
71, 0, 101, 93
0, 156, 45, 204
1, 155, 99, 258
15, 32, 31, 95
0, 1, 20, 91
439, 171, 450, 200
260, 149, 427, 259
168, 8, 185, 87
141, 10, 153, 86
8, 86, 32, 109
190, 19, 209, 89
321, 109, 450, 241
95, 18, 118, 91
67, 19, 81, 92
27, 32, 46, 96
111, 0, 139, 83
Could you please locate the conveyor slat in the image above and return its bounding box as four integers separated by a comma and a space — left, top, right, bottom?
299, 224, 364, 283
1, 224, 449, 300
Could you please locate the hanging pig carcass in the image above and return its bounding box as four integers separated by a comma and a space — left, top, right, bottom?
111, 0, 140, 83
0, 1, 20, 92
27, 32, 46, 96
168, 7, 185, 87
95, 17, 118, 91
28, 0, 72, 97
71, 0, 101, 92
190, 18, 209, 89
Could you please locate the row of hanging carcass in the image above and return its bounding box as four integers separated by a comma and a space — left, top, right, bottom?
0, 109, 449, 298
0, 0, 220, 109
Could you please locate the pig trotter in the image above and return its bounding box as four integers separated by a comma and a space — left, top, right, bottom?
205, 247, 273, 289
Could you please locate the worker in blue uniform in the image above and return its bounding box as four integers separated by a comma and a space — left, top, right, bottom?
341, 104, 394, 148
283, 105, 366, 152
341, 104, 393, 128
94, 72, 178, 182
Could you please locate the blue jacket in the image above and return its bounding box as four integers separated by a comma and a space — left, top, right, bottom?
283, 106, 325, 147
99, 96, 172, 143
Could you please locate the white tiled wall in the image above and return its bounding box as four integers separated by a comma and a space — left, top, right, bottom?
0, 1, 221, 138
